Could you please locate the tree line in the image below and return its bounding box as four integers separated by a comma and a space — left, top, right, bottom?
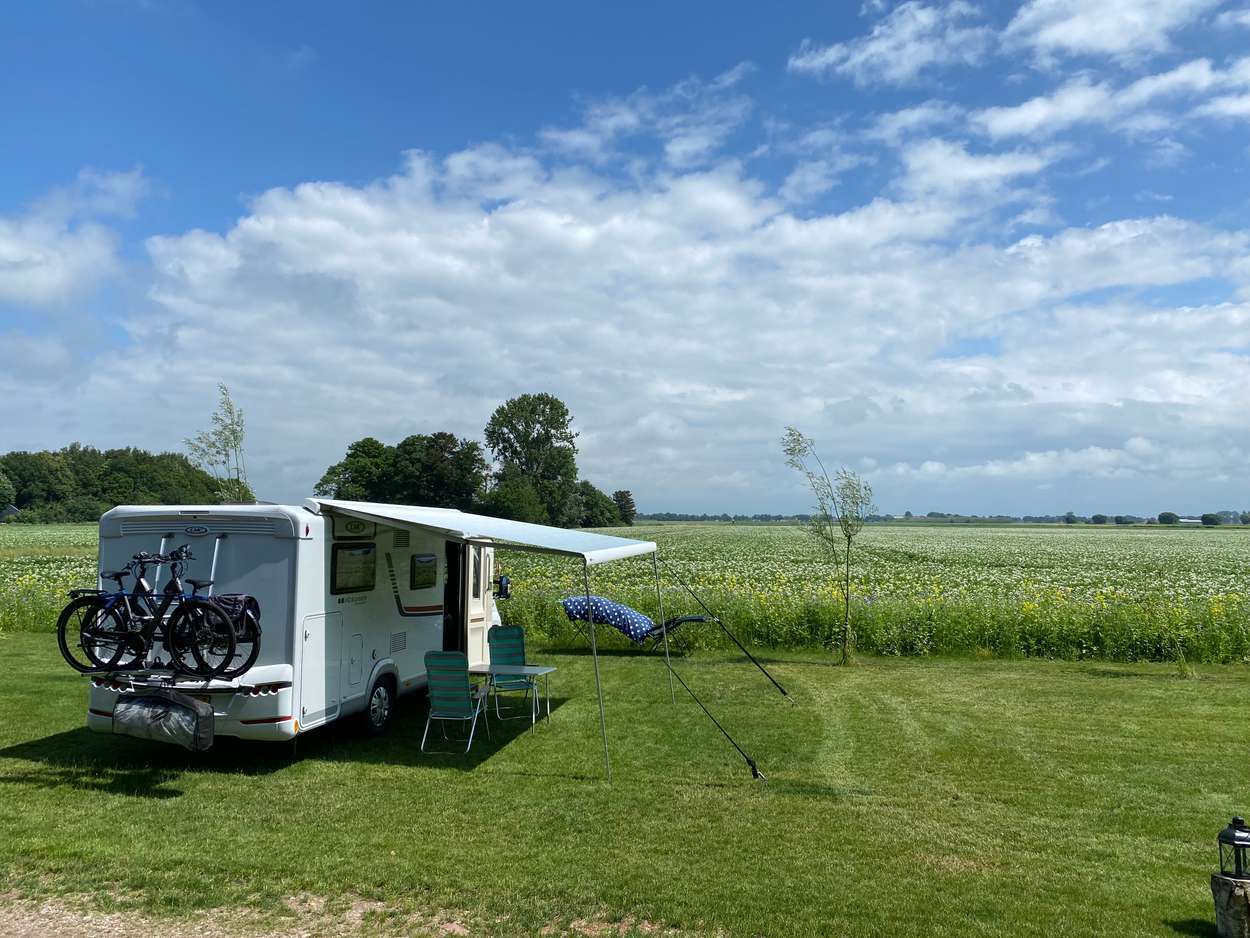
1, 391, 636, 528
0, 445, 220, 522
1, 385, 253, 523
313, 393, 637, 527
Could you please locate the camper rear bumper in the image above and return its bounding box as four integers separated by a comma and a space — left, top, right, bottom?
87, 683, 297, 742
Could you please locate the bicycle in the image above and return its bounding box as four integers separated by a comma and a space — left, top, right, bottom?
56, 546, 236, 678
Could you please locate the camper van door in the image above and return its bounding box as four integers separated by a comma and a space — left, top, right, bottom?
466, 544, 488, 665
300, 612, 342, 726
442, 542, 465, 653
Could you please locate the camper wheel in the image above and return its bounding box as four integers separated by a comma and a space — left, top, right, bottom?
363, 675, 395, 737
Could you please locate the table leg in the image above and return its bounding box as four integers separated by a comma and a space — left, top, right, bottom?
545, 672, 551, 721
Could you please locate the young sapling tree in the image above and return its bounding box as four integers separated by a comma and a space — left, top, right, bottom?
185, 383, 254, 503
783, 427, 875, 664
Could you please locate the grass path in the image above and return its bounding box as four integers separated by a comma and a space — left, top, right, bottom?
0, 633, 1239, 936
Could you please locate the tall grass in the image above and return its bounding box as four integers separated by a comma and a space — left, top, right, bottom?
6, 521, 1250, 665
505, 587, 1250, 664
0, 525, 97, 633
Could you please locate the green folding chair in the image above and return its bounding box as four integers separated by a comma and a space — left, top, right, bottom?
421, 650, 489, 753
487, 625, 537, 724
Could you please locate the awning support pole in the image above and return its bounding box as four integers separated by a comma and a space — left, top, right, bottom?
584, 561, 611, 781
652, 552, 674, 705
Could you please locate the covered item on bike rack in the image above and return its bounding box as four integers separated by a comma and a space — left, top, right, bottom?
210, 594, 261, 635
209, 593, 262, 680
112, 686, 214, 751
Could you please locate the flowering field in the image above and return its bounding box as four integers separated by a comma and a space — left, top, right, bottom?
4, 521, 1248, 663
499, 523, 1250, 663
0, 524, 98, 633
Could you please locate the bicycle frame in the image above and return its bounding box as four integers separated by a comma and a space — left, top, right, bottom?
98, 554, 204, 668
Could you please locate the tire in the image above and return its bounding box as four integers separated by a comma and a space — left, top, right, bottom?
166, 601, 236, 678
56, 596, 130, 673
215, 617, 261, 675
362, 675, 395, 737
218, 619, 261, 681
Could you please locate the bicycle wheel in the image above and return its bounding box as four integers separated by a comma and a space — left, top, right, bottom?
56, 596, 130, 673
218, 617, 261, 680
166, 601, 236, 679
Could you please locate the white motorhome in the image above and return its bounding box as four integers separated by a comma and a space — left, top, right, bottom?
85, 499, 656, 745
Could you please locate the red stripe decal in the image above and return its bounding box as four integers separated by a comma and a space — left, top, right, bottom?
240, 715, 293, 725
402, 604, 444, 614
89, 708, 113, 718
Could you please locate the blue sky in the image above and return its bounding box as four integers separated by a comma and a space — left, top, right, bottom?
2, 0, 1249, 515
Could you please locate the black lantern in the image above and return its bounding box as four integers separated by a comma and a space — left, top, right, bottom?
1219, 817, 1250, 879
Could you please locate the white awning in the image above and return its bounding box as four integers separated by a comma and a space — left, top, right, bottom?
308, 499, 656, 566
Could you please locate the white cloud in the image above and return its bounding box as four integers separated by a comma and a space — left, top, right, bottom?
972, 78, 1113, 138
1145, 137, 1190, 166
899, 139, 1057, 196
1216, 6, 1250, 28
85, 151, 1243, 509
890, 445, 1141, 480
867, 101, 965, 144
1004, 0, 1221, 63
779, 161, 840, 204
0, 332, 74, 379
539, 64, 753, 167
1195, 93, 1250, 118
971, 57, 1249, 138
778, 151, 867, 204
5, 73, 1250, 514
788, 2, 992, 86
0, 168, 145, 308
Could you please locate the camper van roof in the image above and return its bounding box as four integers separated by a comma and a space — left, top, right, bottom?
310, 499, 656, 566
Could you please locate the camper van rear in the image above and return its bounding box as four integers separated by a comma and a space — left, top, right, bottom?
84, 503, 495, 745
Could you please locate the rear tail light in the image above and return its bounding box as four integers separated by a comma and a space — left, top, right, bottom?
242, 683, 288, 697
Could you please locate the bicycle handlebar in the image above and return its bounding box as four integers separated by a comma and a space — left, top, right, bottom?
128, 545, 194, 569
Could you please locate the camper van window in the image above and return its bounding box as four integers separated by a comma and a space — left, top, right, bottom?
331, 542, 376, 594
471, 548, 482, 600
410, 554, 437, 591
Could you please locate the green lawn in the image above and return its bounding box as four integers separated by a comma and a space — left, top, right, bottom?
0, 632, 1236, 936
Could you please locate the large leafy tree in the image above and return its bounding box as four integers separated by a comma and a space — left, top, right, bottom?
314, 437, 395, 501
315, 432, 488, 509
611, 490, 636, 526
392, 432, 489, 510
578, 480, 622, 527
0, 450, 76, 507
484, 465, 548, 523
484, 392, 579, 525
0, 468, 15, 507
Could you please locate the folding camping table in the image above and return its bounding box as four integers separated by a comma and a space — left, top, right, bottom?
469, 663, 556, 723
